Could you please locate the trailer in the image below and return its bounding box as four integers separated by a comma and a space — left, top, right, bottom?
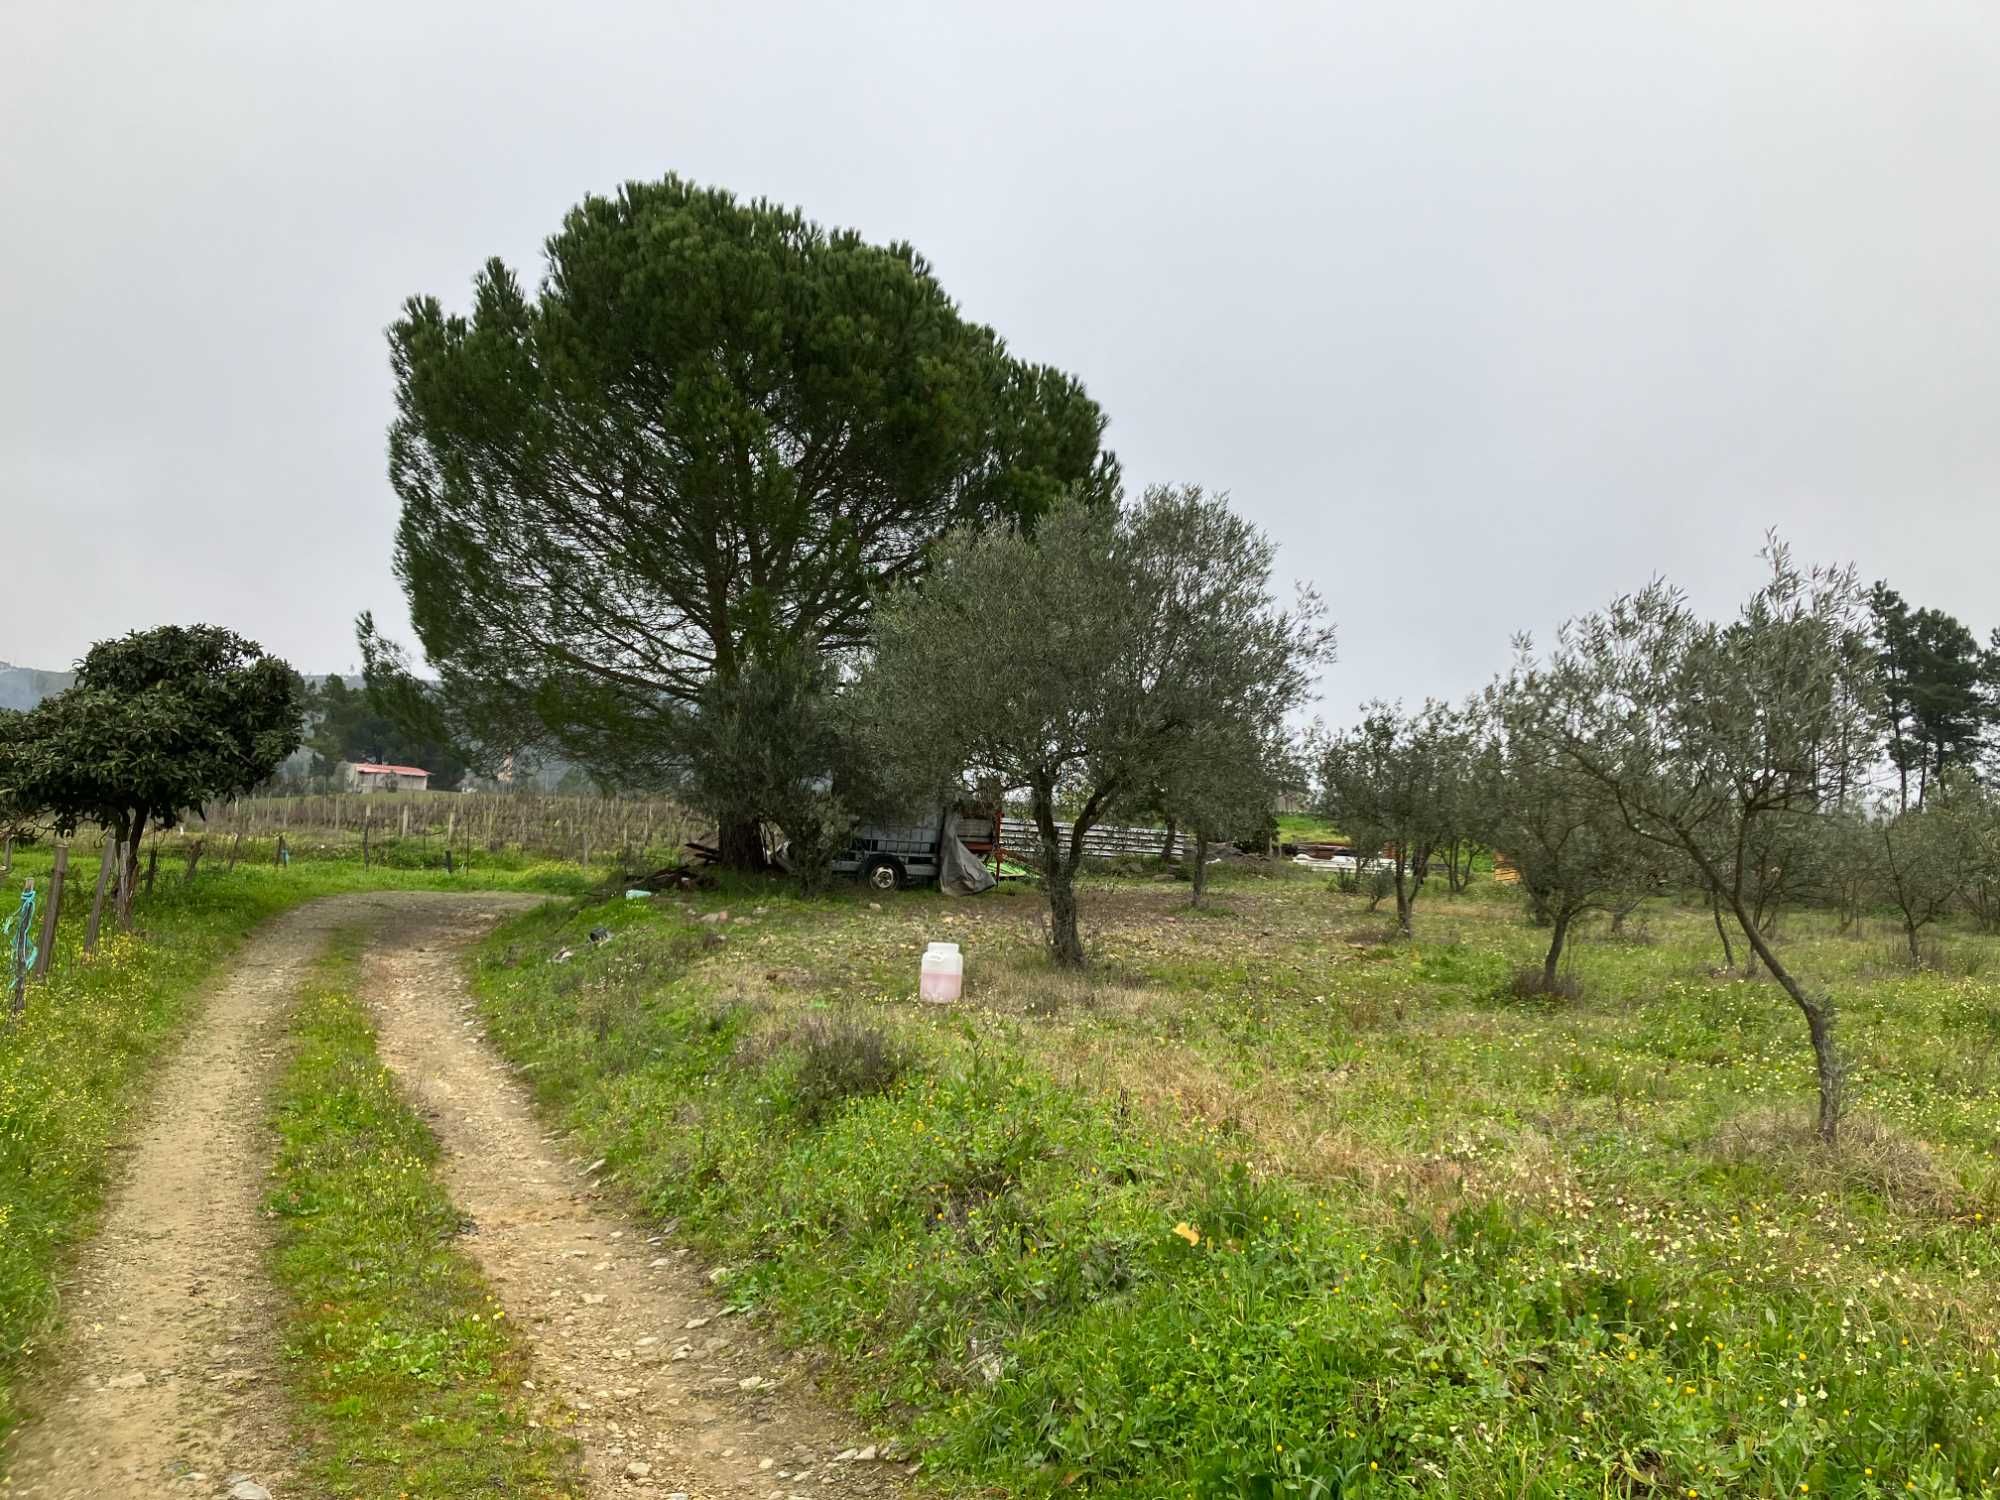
830, 810, 999, 891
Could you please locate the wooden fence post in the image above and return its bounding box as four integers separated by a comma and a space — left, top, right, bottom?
84, 837, 116, 954
362, 809, 372, 868
32, 846, 67, 980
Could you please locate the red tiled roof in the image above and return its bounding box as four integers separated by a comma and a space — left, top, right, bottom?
351, 762, 430, 777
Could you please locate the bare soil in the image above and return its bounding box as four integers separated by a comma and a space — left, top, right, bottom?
2, 894, 384, 1497
361, 899, 904, 1499
5, 892, 903, 1500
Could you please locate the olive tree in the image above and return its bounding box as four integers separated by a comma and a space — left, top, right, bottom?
1313, 699, 1479, 939
1515, 541, 1876, 1144
1482, 677, 1661, 990
1154, 718, 1293, 908
854, 486, 1330, 966
1962, 783, 2000, 934
1874, 780, 1986, 964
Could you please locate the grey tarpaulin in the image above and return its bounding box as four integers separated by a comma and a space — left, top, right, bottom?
938, 835, 997, 896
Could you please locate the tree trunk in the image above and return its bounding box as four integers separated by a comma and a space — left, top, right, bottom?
1906, 917, 1921, 966
1393, 866, 1414, 939
1722, 885, 1843, 1145
1030, 779, 1087, 968
116, 812, 146, 930
1046, 862, 1085, 967
1542, 908, 1572, 988
717, 816, 765, 872
1190, 834, 1209, 907
1710, 893, 1734, 971
1161, 817, 1177, 864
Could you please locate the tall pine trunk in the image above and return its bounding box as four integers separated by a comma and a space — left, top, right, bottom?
1190, 834, 1209, 907
717, 816, 764, 872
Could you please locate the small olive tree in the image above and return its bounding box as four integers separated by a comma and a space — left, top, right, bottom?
1482, 678, 1661, 990
1874, 780, 1986, 964
1813, 807, 1883, 937
1515, 541, 1876, 1144
1963, 783, 2000, 934
1154, 718, 1292, 908
1314, 698, 1479, 939
854, 486, 1330, 966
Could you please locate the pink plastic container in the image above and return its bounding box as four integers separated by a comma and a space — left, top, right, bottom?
920, 942, 963, 1003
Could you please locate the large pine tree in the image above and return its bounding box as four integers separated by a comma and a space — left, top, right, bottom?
1869, 584, 1994, 807
375, 175, 1117, 865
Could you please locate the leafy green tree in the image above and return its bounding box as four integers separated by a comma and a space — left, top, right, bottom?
374, 175, 1117, 867
1518, 541, 1876, 1144
854, 486, 1330, 966
1314, 699, 1479, 940
1869, 585, 1993, 809
0, 626, 302, 924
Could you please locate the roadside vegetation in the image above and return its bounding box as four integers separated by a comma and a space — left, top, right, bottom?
267, 933, 580, 1495
0, 845, 584, 1449
475, 865, 2000, 1497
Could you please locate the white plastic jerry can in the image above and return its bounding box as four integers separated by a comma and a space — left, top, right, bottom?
920, 941, 963, 1003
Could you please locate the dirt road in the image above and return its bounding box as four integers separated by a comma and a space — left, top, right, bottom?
363, 900, 902, 1499
4, 892, 901, 1499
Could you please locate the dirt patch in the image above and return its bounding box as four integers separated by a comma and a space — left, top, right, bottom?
0, 892, 451, 1497
360, 902, 905, 1499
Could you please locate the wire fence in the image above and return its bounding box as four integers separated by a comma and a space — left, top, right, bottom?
197, 790, 707, 871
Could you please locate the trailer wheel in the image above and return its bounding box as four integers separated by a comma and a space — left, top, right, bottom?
863, 855, 904, 892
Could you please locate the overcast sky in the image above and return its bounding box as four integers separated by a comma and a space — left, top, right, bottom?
4, 2, 1995, 718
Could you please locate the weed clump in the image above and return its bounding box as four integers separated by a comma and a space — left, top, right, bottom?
786, 1013, 905, 1124
1506, 964, 1583, 1003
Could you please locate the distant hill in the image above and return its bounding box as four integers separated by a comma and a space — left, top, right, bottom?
0, 663, 76, 711
0, 663, 343, 713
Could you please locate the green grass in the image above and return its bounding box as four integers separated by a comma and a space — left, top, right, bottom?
1276, 812, 1343, 842
267, 933, 580, 1496
0, 841, 587, 1451
471, 866, 2000, 1497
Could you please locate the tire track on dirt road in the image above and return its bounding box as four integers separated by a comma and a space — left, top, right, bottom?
361, 901, 906, 1500
2, 891, 523, 1498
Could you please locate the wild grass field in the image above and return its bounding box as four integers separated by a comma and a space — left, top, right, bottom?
473, 860, 2000, 1497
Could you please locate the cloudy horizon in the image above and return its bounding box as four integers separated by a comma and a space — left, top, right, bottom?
4, 3, 1995, 719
